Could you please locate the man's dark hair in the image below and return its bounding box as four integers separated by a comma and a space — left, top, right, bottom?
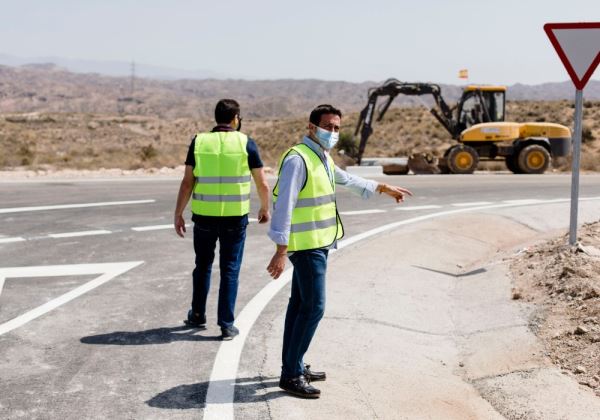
309, 104, 342, 126
215, 99, 240, 124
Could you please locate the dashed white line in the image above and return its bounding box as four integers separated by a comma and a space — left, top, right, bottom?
0, 199, 155, 214
132, 224, 172, 232
451, 201, 494, 207
203, 196, 600, 420
340, 209, 386, 215
0, 237, 26, 244
502, 199, 543, 205
48, 230, 112, 238
395, 205, 443, 211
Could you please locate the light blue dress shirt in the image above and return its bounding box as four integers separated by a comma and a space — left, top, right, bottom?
268, 136, 379, 246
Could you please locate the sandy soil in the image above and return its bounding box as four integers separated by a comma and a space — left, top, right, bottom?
511, 221, 600, 396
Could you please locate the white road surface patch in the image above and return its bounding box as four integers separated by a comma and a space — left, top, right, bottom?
48, 230, 112, 238
203, 195, 600, 420
0, 261, 143, 336
395, 205, 443, 211
451, 201, 494, 207
0, 199, 155, 214
340, 209, 386, 215
0, 237, 26, 244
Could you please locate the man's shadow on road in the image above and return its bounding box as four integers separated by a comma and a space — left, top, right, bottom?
146, 376, 286, 409
80, 325, 221, 345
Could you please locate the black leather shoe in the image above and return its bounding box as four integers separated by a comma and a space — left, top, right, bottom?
184, 310, 206, 328
221, 325, 239, 341
279, 375, 320, 398
304, 364, 326, 381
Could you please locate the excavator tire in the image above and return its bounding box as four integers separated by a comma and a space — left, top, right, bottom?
505, 154, 522, 174
446, 145, 479, 174
517, 144, 550, 174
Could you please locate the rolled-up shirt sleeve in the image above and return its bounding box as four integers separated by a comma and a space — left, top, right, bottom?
268, 155, 306, 246
334, 165, 378, 199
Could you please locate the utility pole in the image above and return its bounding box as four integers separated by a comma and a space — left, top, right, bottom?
130, 60, 135, 97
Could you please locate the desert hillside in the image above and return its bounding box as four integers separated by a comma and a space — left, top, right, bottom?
1, 64, 599, 172
1, 100, 598, 172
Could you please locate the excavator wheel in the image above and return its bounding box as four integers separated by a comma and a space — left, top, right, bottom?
517, 144, 550, 174
505, 154, 522, 174
446, 145, 479, 174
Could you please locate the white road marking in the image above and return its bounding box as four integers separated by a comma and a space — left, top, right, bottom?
340, 209, 386, 215
395, 205, 442, 211
0, 199, 155, 214
0, 237, 26, 244
0, 261, 143, 336
502, 199, 543, 205
48, 230, 111, 238
203, 195, 600, 420
451, 201, 494, 207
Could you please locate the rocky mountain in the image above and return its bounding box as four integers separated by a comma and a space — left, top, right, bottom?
0, 63, 599, 119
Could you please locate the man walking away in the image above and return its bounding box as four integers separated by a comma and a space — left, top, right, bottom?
175, 99, 270, 340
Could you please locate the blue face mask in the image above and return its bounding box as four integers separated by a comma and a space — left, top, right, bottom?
314, 126, 339, 150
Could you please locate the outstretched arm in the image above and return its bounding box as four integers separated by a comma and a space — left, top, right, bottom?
174, 165, 195, 237
334, 165, 413, 202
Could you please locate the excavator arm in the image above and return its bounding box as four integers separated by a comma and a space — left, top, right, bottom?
354, 79, 459, 164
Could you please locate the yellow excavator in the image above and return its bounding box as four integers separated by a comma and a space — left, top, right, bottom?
354, 79, 571, 174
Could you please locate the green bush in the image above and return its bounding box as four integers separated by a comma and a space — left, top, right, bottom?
335, 130, 358, 158
582, 125, 595, 143
140, 144, 158, 161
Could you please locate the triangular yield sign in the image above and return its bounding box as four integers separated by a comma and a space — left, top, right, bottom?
544, 22, 600, 90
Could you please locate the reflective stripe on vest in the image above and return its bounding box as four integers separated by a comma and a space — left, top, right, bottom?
273, 143, 344, 251
192, 131, 251, 217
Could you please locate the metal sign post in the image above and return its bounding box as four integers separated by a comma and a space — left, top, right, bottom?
544, 22, 600, 245
569, 89, 583, 245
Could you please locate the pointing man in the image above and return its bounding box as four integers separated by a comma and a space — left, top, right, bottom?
175, 99, 270, 340
267, 104, 412, 398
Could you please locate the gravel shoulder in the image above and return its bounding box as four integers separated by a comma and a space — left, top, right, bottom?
511, 221, 600, 395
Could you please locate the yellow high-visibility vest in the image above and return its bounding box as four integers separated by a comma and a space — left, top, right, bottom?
192, 131, 251, 216
273, 143, 344, 251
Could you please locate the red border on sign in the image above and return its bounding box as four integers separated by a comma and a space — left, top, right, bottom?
544, 22, 600, 90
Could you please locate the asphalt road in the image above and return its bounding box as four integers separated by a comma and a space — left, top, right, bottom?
1, 172, 600, 419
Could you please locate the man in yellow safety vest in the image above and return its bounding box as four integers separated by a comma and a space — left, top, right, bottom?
175, 99, 270, 340
267, 104, 412, 398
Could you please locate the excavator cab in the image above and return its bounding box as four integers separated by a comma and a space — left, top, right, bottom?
456, 86, 506, 131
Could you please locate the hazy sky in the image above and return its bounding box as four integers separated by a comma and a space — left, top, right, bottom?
1, 0, 599, 84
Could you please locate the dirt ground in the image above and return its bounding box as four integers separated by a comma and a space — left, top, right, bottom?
511, 221, 600, 397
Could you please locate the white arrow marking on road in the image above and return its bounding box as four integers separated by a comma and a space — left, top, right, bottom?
0, 199, 155, 214
0, 261, 143, 336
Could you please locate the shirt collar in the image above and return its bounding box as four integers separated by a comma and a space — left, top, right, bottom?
302, 135, 327, 159
212, 125, 234, 132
